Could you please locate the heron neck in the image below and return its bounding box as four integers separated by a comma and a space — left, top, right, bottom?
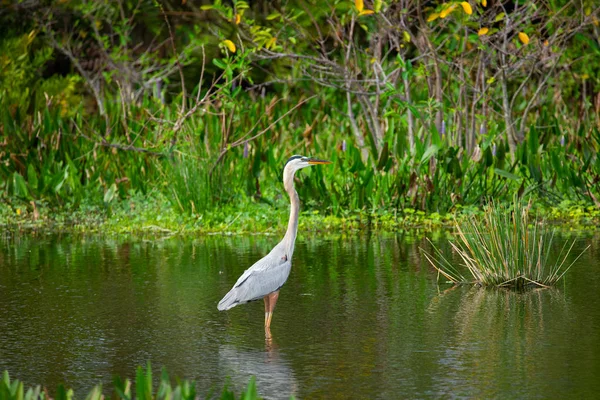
283, 178, 300, 258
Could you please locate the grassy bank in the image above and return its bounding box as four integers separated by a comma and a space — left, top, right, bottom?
2, 192, 599, 236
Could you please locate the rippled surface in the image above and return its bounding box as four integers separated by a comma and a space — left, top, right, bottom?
1, 233, 600, 398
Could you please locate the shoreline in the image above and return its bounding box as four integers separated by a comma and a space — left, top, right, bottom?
2, 196, 599, 237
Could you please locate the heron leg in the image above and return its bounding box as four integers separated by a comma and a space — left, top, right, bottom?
263, 295, 271, 328
264, 291, 280, 339
265, 291, 279, 327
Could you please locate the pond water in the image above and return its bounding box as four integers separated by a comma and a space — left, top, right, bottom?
1, 232, 599, 398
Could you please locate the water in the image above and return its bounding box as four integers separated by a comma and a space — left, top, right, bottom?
1, 233, 599, 398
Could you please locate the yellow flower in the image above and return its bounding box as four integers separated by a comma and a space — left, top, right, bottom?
222, 40, 236, 53
478, 27, 489, 36
461, 2, 473, 15
355, 0, 364, 12
518, 32, 530, 45
482, 0, 487, 6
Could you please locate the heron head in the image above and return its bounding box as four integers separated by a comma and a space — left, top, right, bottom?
282, 155, 331, 186
284, 155, 331, 172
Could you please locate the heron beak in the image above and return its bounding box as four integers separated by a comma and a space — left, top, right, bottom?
307, 158, 332, 165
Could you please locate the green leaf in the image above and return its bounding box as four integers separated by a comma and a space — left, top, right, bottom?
113, 376, 131, 400
51, 166, 69, 194
85, 386, 103, 400
27, 164, 38, 192
241, 376, 258, 400
134, 362, 153, 400
420, 145, 439, 165
55, 385, 73, 400
13, 172, 30, 199
103, 183, 118, 204
212, 58, 227, 69
494, 168, 520, 181
376, 142, 389, 170
374, 0, 382, 12
528, 124, 539, 155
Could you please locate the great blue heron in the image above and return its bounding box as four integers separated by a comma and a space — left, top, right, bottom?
217, 155, 331, 338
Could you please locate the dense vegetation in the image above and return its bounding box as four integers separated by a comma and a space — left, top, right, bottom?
1, 0, 599, 232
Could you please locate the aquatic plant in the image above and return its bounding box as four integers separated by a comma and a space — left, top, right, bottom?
422, 199, 590, 289
0, 365, 260, 400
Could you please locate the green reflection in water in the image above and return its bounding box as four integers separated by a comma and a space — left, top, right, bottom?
0, 233, 599, 398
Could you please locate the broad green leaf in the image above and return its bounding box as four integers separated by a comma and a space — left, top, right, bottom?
13, 172, 30, 199
27, 164, 38, 192
420, 145, 439, 164
212, 58, 226, 69
494, 168, 520, 181
103, 183, 118, 204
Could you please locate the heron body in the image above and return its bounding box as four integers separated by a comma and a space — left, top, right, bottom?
216, 243, 292, 311
217, 155, 331, 338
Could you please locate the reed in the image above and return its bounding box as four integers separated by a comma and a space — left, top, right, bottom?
423, 199, 590, 288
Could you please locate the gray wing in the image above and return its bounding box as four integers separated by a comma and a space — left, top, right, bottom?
217, 248, 292, 311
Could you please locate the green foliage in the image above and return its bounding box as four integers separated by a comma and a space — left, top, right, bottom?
422, 199, 590, 288
0, 32, 52, 111
0, 365, 262, 400
0, 0, 599, 224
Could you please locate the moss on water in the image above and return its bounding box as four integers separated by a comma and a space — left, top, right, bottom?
1, 193, 599, 237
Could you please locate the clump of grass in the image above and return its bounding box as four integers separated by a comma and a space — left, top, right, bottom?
423, 199, 589, 289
